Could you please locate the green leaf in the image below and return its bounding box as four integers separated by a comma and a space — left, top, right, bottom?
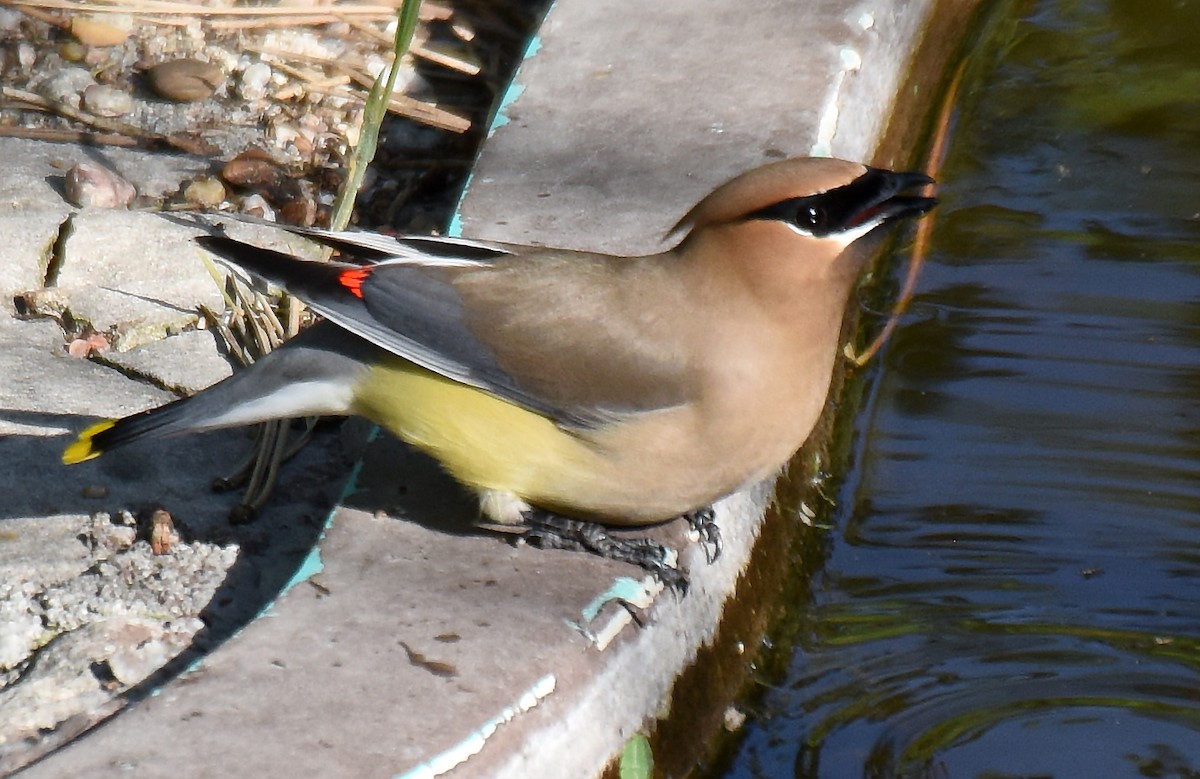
619, 733, 653, 779
330, 0, 423, 231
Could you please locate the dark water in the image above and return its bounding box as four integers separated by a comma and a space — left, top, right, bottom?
721, 1, 1200, 776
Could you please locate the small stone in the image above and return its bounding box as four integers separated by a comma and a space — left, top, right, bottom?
82, 84, 133, 118
278, 197, 316, 226
239, 61, 273, 101
147, 58, 224, 102
64, 161, 136, 208
102, 618, 190, 686
150, 509, 179, 555
364, 54, 417, 94
0, 7, 22, 32
183, 17, 204, 42
271, 121, 300, 148
289, 131, 314, 159
182, 176, 226, 207
94, 521, 136, 553
240, 193, 275, 221
83, 46, 109, 68
0, 612, 43, 671
82, 484, 109, 499
60, 41, 88, 63
39, 67, 96, 109
221, 148, 285, 189
67, 332, 109, 358
16, 42, 34, 69
70, 15, 131, 47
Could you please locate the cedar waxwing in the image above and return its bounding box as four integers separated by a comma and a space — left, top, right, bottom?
63, 157, 935, 579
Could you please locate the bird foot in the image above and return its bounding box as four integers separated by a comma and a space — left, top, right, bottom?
682, 506, 721, 563
522, 511, 688, 594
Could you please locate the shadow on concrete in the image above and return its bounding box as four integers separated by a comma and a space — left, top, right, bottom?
4, 405, 498, 768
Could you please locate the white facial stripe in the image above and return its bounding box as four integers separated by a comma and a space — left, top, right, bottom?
779, 216, 886, 247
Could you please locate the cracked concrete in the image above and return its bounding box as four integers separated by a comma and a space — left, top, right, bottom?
0, 143, 347, 771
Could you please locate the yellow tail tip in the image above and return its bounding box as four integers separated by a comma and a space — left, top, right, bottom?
62, 419, 117, 465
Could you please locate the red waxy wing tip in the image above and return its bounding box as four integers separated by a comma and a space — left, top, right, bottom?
338, 267, 370, 299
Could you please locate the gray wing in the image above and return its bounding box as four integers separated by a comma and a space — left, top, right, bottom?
203, 225, 694, 429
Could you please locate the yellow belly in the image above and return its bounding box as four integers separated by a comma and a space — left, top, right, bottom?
351, 356, 615, 519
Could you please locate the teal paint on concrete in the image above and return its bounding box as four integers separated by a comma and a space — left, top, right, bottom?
273, 426, 379, 600
580, 577, 652, 623
447, 11, 550, 238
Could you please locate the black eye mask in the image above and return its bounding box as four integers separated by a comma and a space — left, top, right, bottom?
746, 167, 937, 237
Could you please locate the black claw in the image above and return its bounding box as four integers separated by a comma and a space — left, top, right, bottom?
682, 506, 722, 563
521, 511, 688, 594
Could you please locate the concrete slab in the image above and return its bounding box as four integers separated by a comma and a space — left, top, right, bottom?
6, 0, 964, 776
0, 140, 345, 772
454, 0, 933, 251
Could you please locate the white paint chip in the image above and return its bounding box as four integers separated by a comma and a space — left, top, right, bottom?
395, 674, 557, 779
810, 47, 863, 157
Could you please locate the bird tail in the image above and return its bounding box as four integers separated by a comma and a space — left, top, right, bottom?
62, 324, 375, 465
63, 398, 200, 464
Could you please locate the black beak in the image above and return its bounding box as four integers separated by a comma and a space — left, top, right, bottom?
845, 169, 938, 229
745, 167, 937, 237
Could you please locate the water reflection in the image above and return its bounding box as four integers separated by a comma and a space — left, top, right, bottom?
719, 0, 1200, 775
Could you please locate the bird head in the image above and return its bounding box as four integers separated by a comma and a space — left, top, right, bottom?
669, 157, 937, 250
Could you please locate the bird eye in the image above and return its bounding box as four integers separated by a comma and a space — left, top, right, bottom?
744, 193, 843, 236
797, 205, 827, 231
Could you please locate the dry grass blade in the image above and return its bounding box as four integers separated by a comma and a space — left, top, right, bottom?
241, 41, 471, 133
0, 85, 215, 154
0, 125, 140, 146
847, 58, 966, 367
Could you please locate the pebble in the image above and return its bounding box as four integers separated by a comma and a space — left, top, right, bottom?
240, 193, 276, 221
0, 610, 42, 670
365, 54, 418, 94
107, 633, 173, 686
64, 161, 137, 208
70, 15, 131, 47
182, 176, 227, 207
149, 509, 180, 555
279, 197, 316, 226
239, 60, 273, 101
59, 41, 87, 63
82, 84, 133, 117
271, 121, 302, 149
147, 58, 224, 102
0, 7, 21, 31
16, 42, 34, 69
221, 148, 285, 189
86, 513, 135, 553
38, 67, 96, 109
81, 484, 109, 500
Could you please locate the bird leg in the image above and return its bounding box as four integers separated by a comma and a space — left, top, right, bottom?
521, 511, 689, 593
683, 506, 721, 563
